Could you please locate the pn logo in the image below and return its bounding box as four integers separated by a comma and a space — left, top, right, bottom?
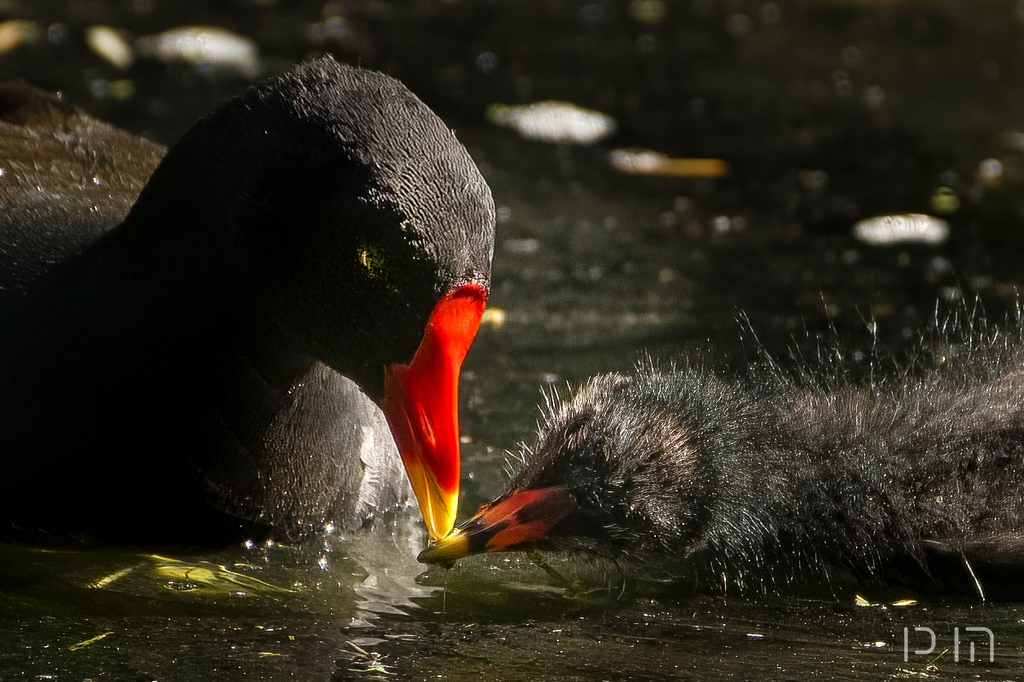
903, 627, 995, 663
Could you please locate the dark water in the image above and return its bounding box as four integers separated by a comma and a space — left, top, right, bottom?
3, 0, 1024, 679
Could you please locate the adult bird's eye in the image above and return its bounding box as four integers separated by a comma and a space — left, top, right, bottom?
357, 244, 399, 292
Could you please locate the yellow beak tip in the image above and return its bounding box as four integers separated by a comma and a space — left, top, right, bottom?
405, 458, 459, 540
417, 530, 470, 568
422, 494, 458, 541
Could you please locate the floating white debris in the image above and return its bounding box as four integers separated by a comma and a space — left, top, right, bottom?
86, 25, 134, 69
135, 26, 259, 77
608, 147, 730, 177
487, 101, 616, 145
852, 213, 949, 246
503, 237, 540, 254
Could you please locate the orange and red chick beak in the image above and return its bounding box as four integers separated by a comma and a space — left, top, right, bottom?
380, 282, 486, 540
416, 486, 577, 567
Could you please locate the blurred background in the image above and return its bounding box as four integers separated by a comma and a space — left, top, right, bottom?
3, 1, 1024, 680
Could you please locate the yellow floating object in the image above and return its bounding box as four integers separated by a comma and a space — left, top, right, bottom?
891, 598, 918, 607
608, 148, 731, 178
148, 554, 296, 594
855, 594, 918, 607
481, 307, 507, 328
88, 565, 139, 589
85, 25, 134, 69
68, 631, 114, 651
0, 20, 41, 56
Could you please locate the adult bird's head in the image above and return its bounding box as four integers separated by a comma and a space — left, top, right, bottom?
128, 57, 495, 540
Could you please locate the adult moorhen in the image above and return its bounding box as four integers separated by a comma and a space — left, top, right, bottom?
421, 326, 1024, 598
0, 57, 495, 545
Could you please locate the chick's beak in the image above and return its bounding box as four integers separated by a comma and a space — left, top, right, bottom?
381, 282, 486, 540
417, 486, 577, 567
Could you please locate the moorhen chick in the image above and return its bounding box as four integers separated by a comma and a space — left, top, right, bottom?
421, 330, 1024, 598
0, 57, 494, 545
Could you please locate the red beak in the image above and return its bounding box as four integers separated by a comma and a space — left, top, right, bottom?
380, 282, 486, 540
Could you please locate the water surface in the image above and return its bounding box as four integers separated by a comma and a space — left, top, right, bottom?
3, 1, 1024, 679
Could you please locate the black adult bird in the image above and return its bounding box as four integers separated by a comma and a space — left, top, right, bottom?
0, 57, 494, 545
421, 327, 1024, 599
